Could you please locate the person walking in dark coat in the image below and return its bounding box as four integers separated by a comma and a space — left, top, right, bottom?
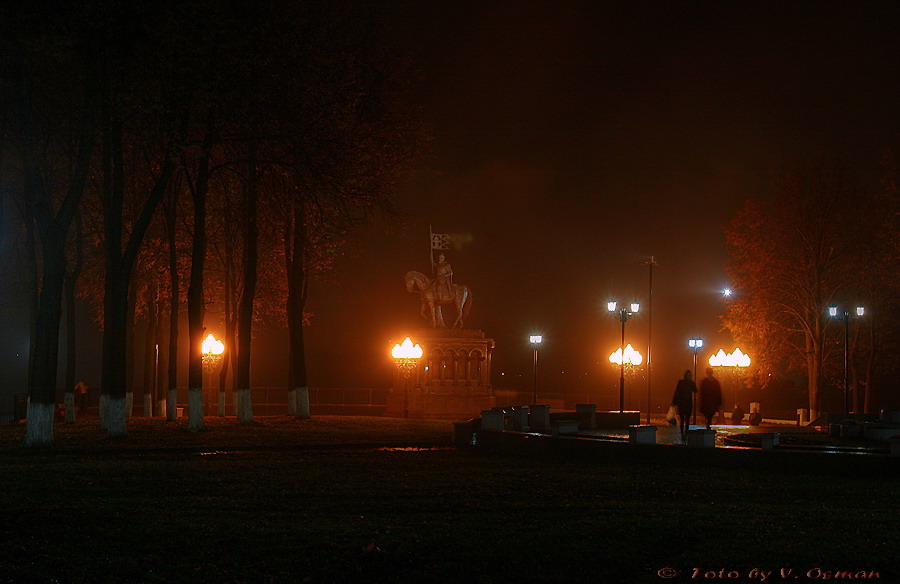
699, 367, 723, 430
671, 370, 696, 443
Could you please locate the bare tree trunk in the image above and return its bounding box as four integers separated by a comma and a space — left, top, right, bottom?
217, 350, 229, 417
63, 219, 83, 424
142, 285, 157, 416
286, 202, 309, 420
806, 335, 823, 421
24, 217, 38, 390
165, 191, 180, 421
156, 313, 168, 418
222, 226, 237, 417
63, 270, 78, 424
154, 293, 164, 414
25, 239, 67, 446
125, 278, 137, 419
236, 154, 259, 425
101, 274, 129, 436
186, 110, 214, 431
100, 109, 175, 438
187, 184, 207, 431
20, 55, 96, 446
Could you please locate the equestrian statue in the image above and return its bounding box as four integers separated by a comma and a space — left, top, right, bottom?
404, 253, 472, 328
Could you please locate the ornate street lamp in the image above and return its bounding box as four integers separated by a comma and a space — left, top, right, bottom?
828, 305, 864, 416
608, 343, 644, 409
608, 300, 639, 412
201, 333, 225, 416
709, 347, 752, 416
529, 335, 542, 404
391, 337, 423, 418
688, 338, 703, 425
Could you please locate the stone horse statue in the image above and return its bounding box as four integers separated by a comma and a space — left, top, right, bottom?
404, 271, 472, 329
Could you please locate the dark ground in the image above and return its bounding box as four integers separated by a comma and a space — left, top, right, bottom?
0, 416, 897, 584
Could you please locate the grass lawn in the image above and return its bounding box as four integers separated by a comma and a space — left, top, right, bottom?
1, 416, 897, 584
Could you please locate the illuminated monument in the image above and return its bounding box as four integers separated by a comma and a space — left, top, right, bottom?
387, 245, 495, 418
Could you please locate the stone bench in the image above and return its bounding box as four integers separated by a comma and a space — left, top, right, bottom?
528, 404, 551, 431
509, 406, 530, 431
481, 409, 506, 430
627, 425, 657, 444
759, 432, 780, 450
575, 403, 597, 430
551, 420, 581, 436
686, 429, 716, 448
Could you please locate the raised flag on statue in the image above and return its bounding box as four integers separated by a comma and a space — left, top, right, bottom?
431, 232, 450, 250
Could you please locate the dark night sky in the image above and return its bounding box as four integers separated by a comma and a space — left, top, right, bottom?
299, 0, 900, 412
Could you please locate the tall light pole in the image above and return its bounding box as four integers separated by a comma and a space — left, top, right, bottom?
688, 338, 703, 426
828, 306, 864, 416
608, 300, 639, 413
641, 256, 659, 424
529, 335, 542, 404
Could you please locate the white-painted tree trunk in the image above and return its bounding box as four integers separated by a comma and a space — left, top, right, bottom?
125, 392, 133, 418
167, 389, 178, 421
188, 388, 204, 431
157, 397, 166, 419
64, 392, 76, 424
218, 391, 225, 417
99, 393, 109, 430
106, 397, 128, 438
287, 389, 297, 416
237, 388, 253, 424
22, 401, 54, 447
143, 393, 152, 417
294, 386, 310, 419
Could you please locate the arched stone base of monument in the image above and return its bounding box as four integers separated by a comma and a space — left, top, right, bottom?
386, 329, 495, 420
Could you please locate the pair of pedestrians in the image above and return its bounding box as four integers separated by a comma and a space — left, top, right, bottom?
670, 368, 722, 442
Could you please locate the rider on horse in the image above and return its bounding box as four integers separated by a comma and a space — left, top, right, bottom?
432, 253, 453, 304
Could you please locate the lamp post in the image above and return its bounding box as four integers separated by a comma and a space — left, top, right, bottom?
828, 306, 864, 416
608, 300, 639, 412
391, 337, 423, 419
201, 333, 225, 416
709, 348, 751, 416
641, 257, 659, 425
529, 335, 542, 404
688, 338, 703, 425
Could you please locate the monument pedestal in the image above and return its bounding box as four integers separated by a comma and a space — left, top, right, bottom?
386, 329, 495, 420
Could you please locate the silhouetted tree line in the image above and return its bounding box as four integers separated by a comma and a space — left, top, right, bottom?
1, 1, 427, 445
722, 154, 900, 419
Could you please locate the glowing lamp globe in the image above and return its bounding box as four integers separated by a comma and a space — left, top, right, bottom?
391, 337, 423, 360
609, 344, 643, 366
202, 333, 225, 356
